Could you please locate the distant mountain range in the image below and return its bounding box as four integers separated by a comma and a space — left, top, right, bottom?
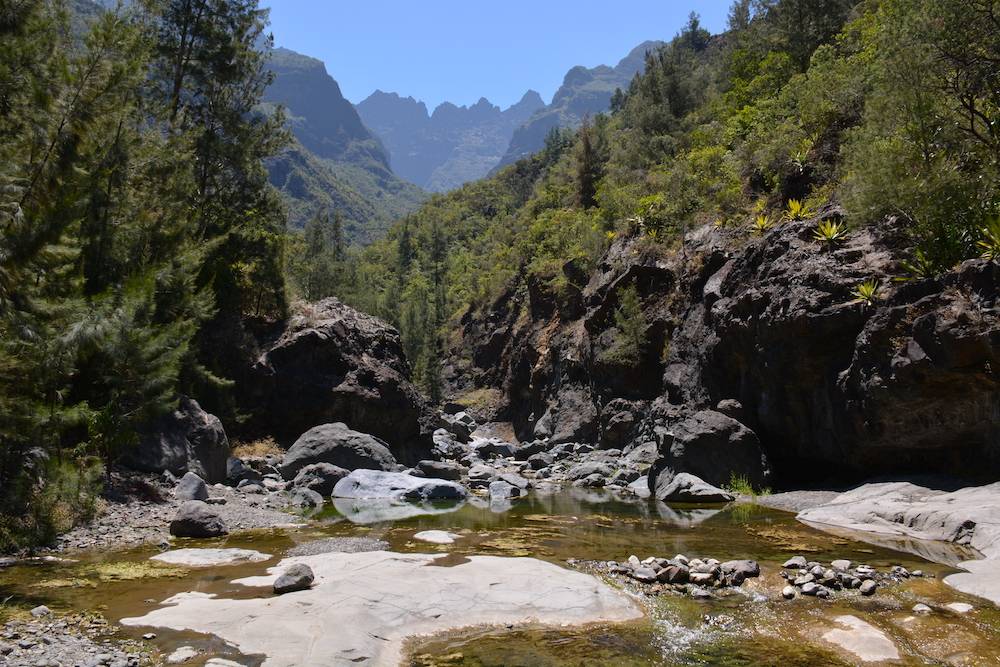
356, 91, 544, 192
495, 40, 663, 169
261, 48, 425, 242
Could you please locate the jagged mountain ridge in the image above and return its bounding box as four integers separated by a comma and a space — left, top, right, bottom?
356, 90, 544, 192
262, 48, 426, 240
495, 40, 664, 169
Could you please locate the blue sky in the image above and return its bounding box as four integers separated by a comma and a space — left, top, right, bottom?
264, 1, 730, 110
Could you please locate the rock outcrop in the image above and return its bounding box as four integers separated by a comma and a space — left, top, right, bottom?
447, 215, 1000, 485
124, 397, 230, 484
239, 299, 432, 463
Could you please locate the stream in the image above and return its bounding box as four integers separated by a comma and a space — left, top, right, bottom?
2, 490, 999, 666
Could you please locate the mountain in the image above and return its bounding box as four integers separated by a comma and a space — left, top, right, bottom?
495, 40, 663, 169
262, 48, 425, 240
356, 90, 544, 192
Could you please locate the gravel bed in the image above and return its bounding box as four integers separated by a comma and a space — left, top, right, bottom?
1, 612, 156, 667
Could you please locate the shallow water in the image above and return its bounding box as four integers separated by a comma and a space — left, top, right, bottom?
2, 490, 998, 666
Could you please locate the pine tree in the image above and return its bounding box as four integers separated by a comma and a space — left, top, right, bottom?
611, 285, 647, 366
575, 118, 601, 209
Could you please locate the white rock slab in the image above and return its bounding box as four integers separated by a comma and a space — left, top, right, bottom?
821, 615, 900, 662
798, 482, 1000, 604
152, 548, 271, 567
123, 550, 641, 666
413, 530, 460, 544
166, 646, 199, 663
945, 601, 974, 614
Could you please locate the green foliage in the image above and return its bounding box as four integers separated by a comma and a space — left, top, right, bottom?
850, 278, 880, 306
603, 285, 648, 366
812, 219, 848, 246
784, 198, 814, 221
0, 0, 289, 547
724, 472, 771, 498
898, 248, 941, 281
751, 214, 775, 236
978, 215, 1000, 261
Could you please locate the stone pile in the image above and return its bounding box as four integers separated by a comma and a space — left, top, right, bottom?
778, 555, 925, 599
575, 553, 760, 599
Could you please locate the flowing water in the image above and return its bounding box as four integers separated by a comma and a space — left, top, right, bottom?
2, 490, 999, 666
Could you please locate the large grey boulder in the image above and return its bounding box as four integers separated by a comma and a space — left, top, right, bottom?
332, 469, 467, 502
174, 472, 209, 501
169, 501, 228, 538
415, 460, 464, 481
652, 472, 734, 504
649, 410, 770, 492
279, 423, 396, 480
237, 298, 432, 462
125, 397, 230, 483
292, 463, 349, 496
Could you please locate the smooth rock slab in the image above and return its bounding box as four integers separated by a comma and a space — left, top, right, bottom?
413, 530, 460, 544
122, 550, 641, 666
152, 549, 271, 567
821, 615, 900, 662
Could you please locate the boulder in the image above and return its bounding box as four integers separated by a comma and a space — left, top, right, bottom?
513, 440, 550, 461
415, 460, 464, 481
527, 452, 554, 470
649, 410, 770, 491
226, 457, 261, 486
169, 501, 228, 538
332, 469, 467, 502
292, 463, 349, 496
125, 397, 230, 483
273, 563, 314, 594
238, 298, 431, 461
652, 472, 734, 504
489, 480, 522, 501
472, 438, 516, 459
290, 488, 324, 508
174, 472, 209, 501
279, 423, 396, 480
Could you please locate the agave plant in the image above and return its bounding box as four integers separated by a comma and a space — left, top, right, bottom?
850, 278, 879, 306
784, 198, 813, 221
750, 214, 774, 236
898, 248, 938, 281
977, 215, 1000, 261
813, 219, 848, 247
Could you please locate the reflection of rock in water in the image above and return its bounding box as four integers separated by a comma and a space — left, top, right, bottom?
654, 503, 721, 528
331, 497, 465, 524
286, 537, 389, 557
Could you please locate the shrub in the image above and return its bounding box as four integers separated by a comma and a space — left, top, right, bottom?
724, 472, 772, 497
898, 248, 940, 281
231, 437, 283, 459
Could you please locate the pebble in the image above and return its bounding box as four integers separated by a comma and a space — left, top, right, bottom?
860, 580, 877, 596
946, 602, 974, 614
912, 603, 932, 614
782, 585, 796, 600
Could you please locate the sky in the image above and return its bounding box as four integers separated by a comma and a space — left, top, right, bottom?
264, 1, 731, 111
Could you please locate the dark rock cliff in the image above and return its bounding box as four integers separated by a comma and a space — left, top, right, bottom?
235, 298, 433, 464
447, 216, 1000, 486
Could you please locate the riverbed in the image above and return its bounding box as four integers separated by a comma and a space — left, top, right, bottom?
2, 490, 998, 666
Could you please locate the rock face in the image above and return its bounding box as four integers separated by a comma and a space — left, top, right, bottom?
332, 469, 467, 502
240, 299, 432, 463
278, 423, 397, 480
124, 397, 229, 483
169, 501, 228, 538
448, 216, 1000, 485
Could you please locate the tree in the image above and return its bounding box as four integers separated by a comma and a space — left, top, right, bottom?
610, 285, 647, 365
575, 118, 601, 208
